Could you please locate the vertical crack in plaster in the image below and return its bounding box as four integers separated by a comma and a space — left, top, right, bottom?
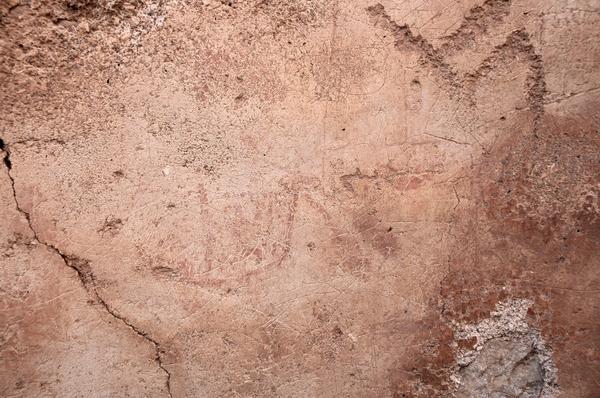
0, 140, 173, 398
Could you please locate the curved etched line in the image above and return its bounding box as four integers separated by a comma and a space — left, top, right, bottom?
463, 29, 545, 125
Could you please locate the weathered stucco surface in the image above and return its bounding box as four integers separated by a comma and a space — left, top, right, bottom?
1, 0, 599, 397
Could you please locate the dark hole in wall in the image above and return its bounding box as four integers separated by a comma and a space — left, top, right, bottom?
0, 138, 12, 169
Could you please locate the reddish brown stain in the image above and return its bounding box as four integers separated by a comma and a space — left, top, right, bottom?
424, 107, 600, 396
2, 0, 600, 396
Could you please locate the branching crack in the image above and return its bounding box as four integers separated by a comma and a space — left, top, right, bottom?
0, 140, 173, 398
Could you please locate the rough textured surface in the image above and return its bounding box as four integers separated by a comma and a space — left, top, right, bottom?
1, 0, 599, 397
452, 299, 557, 397
456, 337, 545, 398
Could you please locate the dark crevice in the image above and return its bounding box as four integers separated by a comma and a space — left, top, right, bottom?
0, 138, 11, 169
0, 140, 173, 398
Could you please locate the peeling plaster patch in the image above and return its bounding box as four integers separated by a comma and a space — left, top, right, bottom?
451, 299, 559, 397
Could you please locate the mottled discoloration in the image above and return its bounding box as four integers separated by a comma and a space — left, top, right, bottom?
1, 0, 599, 397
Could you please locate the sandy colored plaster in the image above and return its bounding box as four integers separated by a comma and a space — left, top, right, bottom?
1, 0, 599, 397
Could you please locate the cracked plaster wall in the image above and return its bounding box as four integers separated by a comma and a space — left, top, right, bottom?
1, 0, 600, 397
